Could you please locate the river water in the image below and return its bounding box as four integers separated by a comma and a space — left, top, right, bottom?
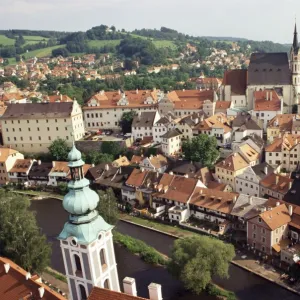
30, 199, 299, 300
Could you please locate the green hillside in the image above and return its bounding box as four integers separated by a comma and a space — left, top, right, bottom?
0, 34, 50, 46
87, 40, 121, 48
0, 35, 15, 46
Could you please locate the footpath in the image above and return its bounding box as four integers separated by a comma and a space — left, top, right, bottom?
120, 218, 300, 297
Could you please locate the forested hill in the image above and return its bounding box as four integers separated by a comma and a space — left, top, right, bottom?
0, 25, 291, 63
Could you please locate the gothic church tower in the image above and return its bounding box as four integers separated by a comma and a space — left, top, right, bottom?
58, 144, 119, 300
291, 23, 300, 96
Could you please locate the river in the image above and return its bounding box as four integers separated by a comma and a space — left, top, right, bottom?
30, 199, 299, 300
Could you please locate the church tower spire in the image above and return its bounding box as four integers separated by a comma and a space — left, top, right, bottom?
58, 143, 120, 300
291, 21, 300, 96
293, 22, 299, 52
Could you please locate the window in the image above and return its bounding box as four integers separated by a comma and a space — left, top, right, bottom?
79, 284, 87, 300
56, 127, 59, 131
49, 136, 51, 141
253, 224, 256, 230
14, 137, 16, 141
104, 279, 110, 289
38, 136, 41, 140
87, 114, 90, 118
74, 254, 82, 274
262, 237, 266, 243
6, 128, 8, 132
100, 249, 107, 269
7, 137, 10, 142
47, 127, 50, 131
28, 128, 31, 132
258, 217, 262, 223
37, 127, 39, 131
253, 233, 256, 239
55, 119, 57, 123
19, 128, 21, 132
36, 120, 38, 123
29, 137, 32, 141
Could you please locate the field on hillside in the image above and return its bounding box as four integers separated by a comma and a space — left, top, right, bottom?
0, 35, 15, 46
87, 40, 121, 48
0, 34, 50, 46
23, 35, 49, 45
153, 40, 177, 49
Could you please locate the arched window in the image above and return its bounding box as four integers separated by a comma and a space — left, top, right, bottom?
295, 64, 297, 72
74, 254, 82, 276
79, 284, 87, 300
100, 249, 107, 269
104, 278, 110, 289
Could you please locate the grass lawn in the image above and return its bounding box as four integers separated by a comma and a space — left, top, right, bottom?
0, 34, 15, 46
22, 44, 65, 59
87, 40, 121, 48
153, 40, 177, 49
119, 213, 196, 238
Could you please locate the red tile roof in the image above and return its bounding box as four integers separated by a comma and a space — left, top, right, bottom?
222, 70, 247, 95
0, 257, 65, 300
126, 168, 149, 187
88, 287, 147, 300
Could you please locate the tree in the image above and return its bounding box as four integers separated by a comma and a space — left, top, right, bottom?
97, 188, 118, 225
0, 191, 51, 273
85, 151, 114, 165
120, 111, 136, 134
182, 134, 219, 168
168, 236, 235, 294
101, 141, 124, 158
48, 138, 70, 161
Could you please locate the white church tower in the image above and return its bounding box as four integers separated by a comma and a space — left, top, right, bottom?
58, 144, 120, 300
291, 22, 300, 96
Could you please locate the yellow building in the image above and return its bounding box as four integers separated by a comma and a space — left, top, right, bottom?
0, 148, 24, 185
215, 153, 249, 190
1, 101, 85, 153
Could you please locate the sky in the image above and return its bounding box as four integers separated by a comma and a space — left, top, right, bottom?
0, 0, 298, 43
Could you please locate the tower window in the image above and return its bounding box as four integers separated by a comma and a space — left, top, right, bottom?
74, 254, 82, 277
79, 284, 87, 300
104, 278, 110, 289
100, 249, 107, 270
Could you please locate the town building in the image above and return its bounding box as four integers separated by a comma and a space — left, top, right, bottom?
132, 111, 160, 140
83, 90, 163, 130
247, 52, 294, 112
161, 129, 182, 156
260, 173, 293, 200
215, 153, 249, 190
1, 101, 85, 153
58, 144, 120, 299
139, 155, 168, 173
265, 134, 300, 171
219, 69, 247, 109
267, 114, 296, 142
0, 147, 24, 185
8, 158, 35, 185
235, 162, 274, 197
251, 89, 283, 130
247, 203, 291, 255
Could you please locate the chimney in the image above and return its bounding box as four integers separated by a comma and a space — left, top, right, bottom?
25, 272, 31, 280
136, 88, 139, 94
60, 94, 62, 101
105, 164, 109, 171
141, 167, 144, 172
264, 165, 268, 175
118, 89, 121, 95
148, 283, 163, 300
38, 160, 41, 165
275, 176, 279, 185
270, 91, 273, 101
4, 263, 10, 273
289, 205, 293, 216
289, 181, 293, 189
38, 287, 45, 298
52, 161, 55, 167
184, 174, 189, 178
276, 201, 280, 207
123, 277, 137, 296
249, 196, 253, 205
169, 171, 173, 175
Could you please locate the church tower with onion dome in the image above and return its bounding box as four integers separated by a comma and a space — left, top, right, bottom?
58, 143, 120, 300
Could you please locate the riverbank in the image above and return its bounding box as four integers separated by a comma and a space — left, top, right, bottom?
11, 189, 63, 200
119, 218, 300, 297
